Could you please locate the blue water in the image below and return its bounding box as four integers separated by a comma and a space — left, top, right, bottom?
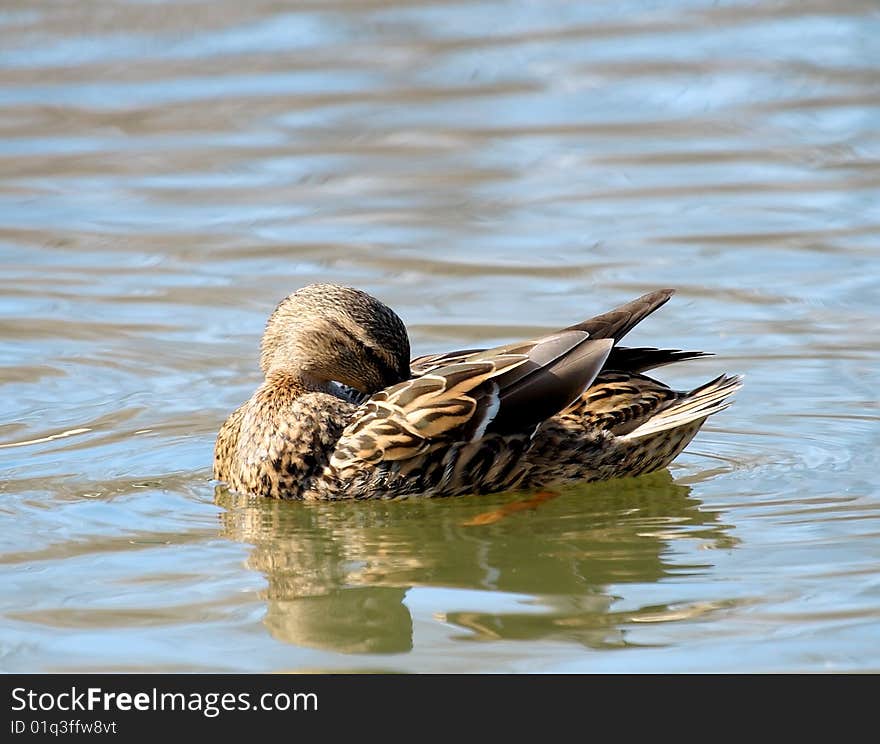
1, 0, 878, 672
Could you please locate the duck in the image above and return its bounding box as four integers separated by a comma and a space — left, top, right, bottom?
214, 283, 741, 500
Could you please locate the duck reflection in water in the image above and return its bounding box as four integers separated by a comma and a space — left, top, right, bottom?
215, 470, 735, 655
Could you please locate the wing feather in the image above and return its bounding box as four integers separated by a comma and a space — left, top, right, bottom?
330, 357, 528, 469
331, 334, 613, 472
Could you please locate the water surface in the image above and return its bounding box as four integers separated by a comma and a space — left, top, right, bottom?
1, 0, 879, 672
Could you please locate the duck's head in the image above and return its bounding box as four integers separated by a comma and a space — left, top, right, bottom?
260, 283, 411, 394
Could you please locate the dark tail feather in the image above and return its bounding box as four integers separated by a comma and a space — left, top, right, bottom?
604, 346, 712, 373
566, 289, 675, 342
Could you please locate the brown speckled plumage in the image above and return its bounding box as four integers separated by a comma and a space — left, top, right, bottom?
214, 284, 741, 500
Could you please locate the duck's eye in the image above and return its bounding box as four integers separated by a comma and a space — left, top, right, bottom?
359, 342, 404, 387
